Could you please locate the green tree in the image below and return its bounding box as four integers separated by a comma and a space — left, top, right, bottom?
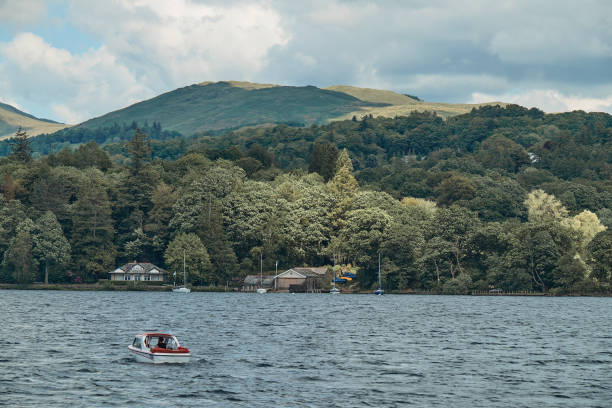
586, 230, 612, 285
71, 169, 116, 281
499, 222, 575, 292
144, 182, 177, 263
308, 142, 339, 181
74, 141, 113, 171
170, 163, 245, 234
0, 197, 28, 282
115, 129, 158, 260
3, 220, 37, 283
383, 220, 425, 290
436, 174, 476, 206
9, 127, 32, 163
553, 254, 587, 291
477, 134, 530, 173
32, 211, 71, 284
223, 180, 282, 260
277, 175, 334, 264
165, 233, 212, 285
442, 273, 473, 294
336, 207, 392, 286
127, 128, 152, 172
562, 210, 606, 250
525, 189, 568, 223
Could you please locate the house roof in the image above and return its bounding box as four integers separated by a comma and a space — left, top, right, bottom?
110, 262, 168, 275
274, 267, 328, 279
292, 267, 327, 276
243, 275, 274, 285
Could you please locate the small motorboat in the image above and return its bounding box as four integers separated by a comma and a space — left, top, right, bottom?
128, 333, 191, 363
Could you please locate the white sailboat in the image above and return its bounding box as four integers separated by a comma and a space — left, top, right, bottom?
256, 252, 267, 294
173, 249, 191, 293
330, 263, 340, 294
374, 252, 384, 295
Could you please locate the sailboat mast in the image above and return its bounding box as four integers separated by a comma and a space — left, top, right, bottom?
183, 248, 186, 285
378, 252, 381, 289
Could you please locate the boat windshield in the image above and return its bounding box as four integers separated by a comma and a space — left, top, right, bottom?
152, 336, 177, 349
132, 337, 142, 349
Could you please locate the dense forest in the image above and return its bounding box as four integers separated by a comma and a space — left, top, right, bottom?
0, 105, 610, 294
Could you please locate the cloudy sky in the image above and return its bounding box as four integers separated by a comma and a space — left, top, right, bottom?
1, 0, 611, 124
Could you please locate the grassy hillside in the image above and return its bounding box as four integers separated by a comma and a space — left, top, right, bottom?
325, 85, 420, 105
0, 102, 68, 140
2, 81, 509, 156
78, 81, 382, 135
78, 81, 506, 137
334, 100, 508, 121
325, 85, 506, 120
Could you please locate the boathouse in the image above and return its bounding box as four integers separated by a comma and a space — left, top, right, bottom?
272, 267, 328, 292
109, 262, 168, 282
242, 275, 274, 292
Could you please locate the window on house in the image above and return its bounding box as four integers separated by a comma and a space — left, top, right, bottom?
124, 275, 130, 281
135, 275, 141, 281
145, 275, 151, 281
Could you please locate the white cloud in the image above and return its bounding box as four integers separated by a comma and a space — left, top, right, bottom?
0, 1, 289, 123
307, 1, 379, 26
394, 74, 511, 102
294, 52, 317, 68
0, 33, 150, 123
471, 89, 612, 114
68, 0, 290, 89
488, 27, 612, 64
0, 0, 47, 24
3, 1, 612, 121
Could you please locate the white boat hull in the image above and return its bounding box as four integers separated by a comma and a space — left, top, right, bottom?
256, 288, 267, 294
128, 346, 191, 364
172, 287, 191, 293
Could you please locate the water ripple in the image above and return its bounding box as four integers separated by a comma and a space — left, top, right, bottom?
0, 291, 610, 407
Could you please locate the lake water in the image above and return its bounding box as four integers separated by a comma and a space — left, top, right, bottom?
1, 291, 610, 407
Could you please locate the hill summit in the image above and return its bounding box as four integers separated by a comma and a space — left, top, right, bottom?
76, 81, 504, 136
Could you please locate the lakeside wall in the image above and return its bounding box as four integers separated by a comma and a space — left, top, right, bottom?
2, 283, 611, 296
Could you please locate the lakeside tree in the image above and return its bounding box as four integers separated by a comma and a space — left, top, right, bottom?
0, 105, 609, 294
164, 233, 212, 285
32, 211, 71, 284
3, 220, 37, 284
71, 169, 116, 281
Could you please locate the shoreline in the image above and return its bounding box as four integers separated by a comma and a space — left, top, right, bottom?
1, 283, 611, 297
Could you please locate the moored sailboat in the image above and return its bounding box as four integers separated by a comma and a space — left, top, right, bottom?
173, 249, 191, 293
330, 265, 340, 294
256, 252, 267, 294
374, 252, 384, 295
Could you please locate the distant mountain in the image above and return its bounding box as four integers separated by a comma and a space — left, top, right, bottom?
77, 81, 505, 136
0, 102, 68, 140
78, 81, 384, 136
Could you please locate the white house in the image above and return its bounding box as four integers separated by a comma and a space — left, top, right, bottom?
109, 262, 168, 282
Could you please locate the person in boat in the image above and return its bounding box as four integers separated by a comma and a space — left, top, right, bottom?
157, 337, 167, 349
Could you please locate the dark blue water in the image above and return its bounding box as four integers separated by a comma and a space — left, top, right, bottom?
1, 291, 610, 407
